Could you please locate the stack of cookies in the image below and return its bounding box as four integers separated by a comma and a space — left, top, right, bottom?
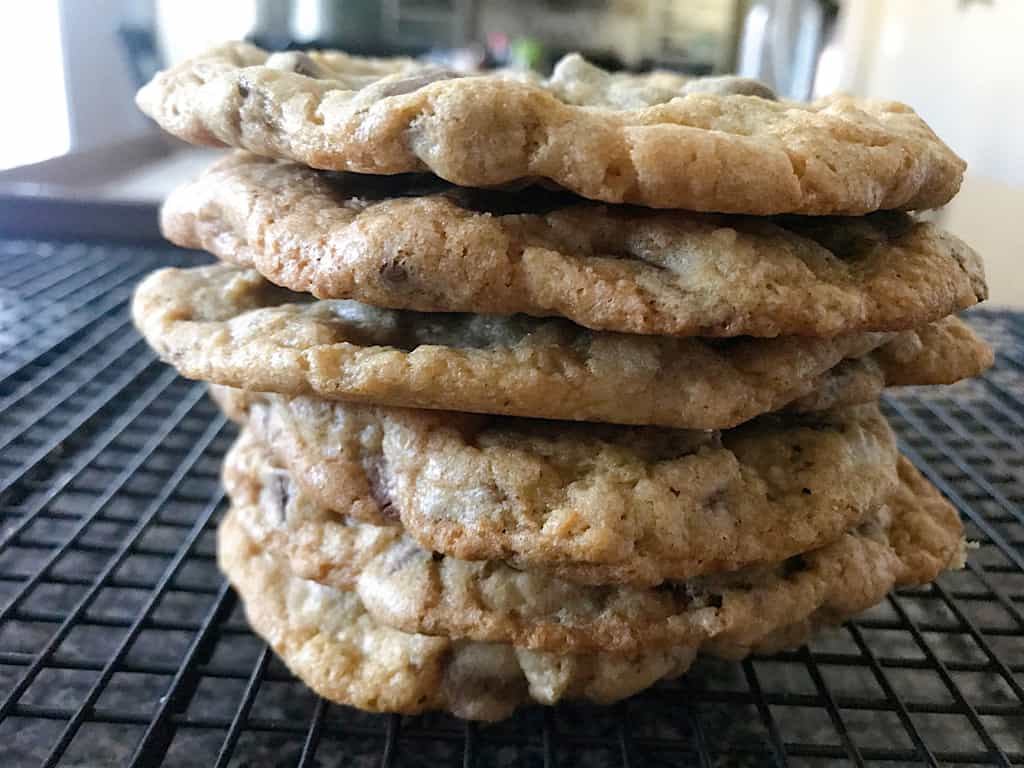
133, 43, 992, 721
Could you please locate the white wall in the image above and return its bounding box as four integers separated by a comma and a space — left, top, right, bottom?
155, 0, 257, 65
0, 2, 70, 169
831, 0, 1024, 306
60, 0, 156, 151
835, 0, 1024, 187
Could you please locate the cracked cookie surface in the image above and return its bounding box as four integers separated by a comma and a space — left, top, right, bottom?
222, 430, 963, 653
219, 509, 700, 721
139, 43, 966, 214
217, 394, 899, 587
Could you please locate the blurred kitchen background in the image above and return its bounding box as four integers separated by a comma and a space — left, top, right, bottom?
0, 0, 1020, 305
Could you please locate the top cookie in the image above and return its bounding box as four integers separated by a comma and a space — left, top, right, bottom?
137, 42, 966, 214
162, 153, 987, 338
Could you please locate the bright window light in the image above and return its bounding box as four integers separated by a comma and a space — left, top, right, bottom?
0, 1, 70, 170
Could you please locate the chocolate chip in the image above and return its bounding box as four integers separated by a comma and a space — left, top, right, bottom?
374, 68, 462, 98
683, 75, 777, 100
263, 470, 291, 524
265, 51, 327, 79
655, 582, 721, 610
379, 260, 408, 285
237, 82, 250, 98
384, 542, 421, 574
704, 489, 727, 511
365, 457, 399, 520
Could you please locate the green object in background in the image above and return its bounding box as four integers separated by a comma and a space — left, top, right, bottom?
509, 38, 544, 72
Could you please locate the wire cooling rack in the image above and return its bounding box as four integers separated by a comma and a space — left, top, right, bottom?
0, 237, 1021, 768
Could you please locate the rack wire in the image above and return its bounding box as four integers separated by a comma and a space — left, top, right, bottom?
0, 236, 1021, 767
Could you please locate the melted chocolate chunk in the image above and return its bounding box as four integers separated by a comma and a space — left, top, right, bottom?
264, 470, 291, 524
384, 541, 423, 574
683, 75, 777, 100
378, 260, 409, 285
264, 51, 326, 79
374, 68, 462, 97
365, 457, 399, 520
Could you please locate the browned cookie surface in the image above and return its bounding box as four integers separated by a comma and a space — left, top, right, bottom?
139, 44, 965, 214
222, 431, 963, 653
218, 509, 699, 721
134, 265, 991, 429
161, 153, 986, 338
217, 395, 898, 588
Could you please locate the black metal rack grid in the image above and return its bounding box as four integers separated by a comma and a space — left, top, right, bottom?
0, 237, 1021, 768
